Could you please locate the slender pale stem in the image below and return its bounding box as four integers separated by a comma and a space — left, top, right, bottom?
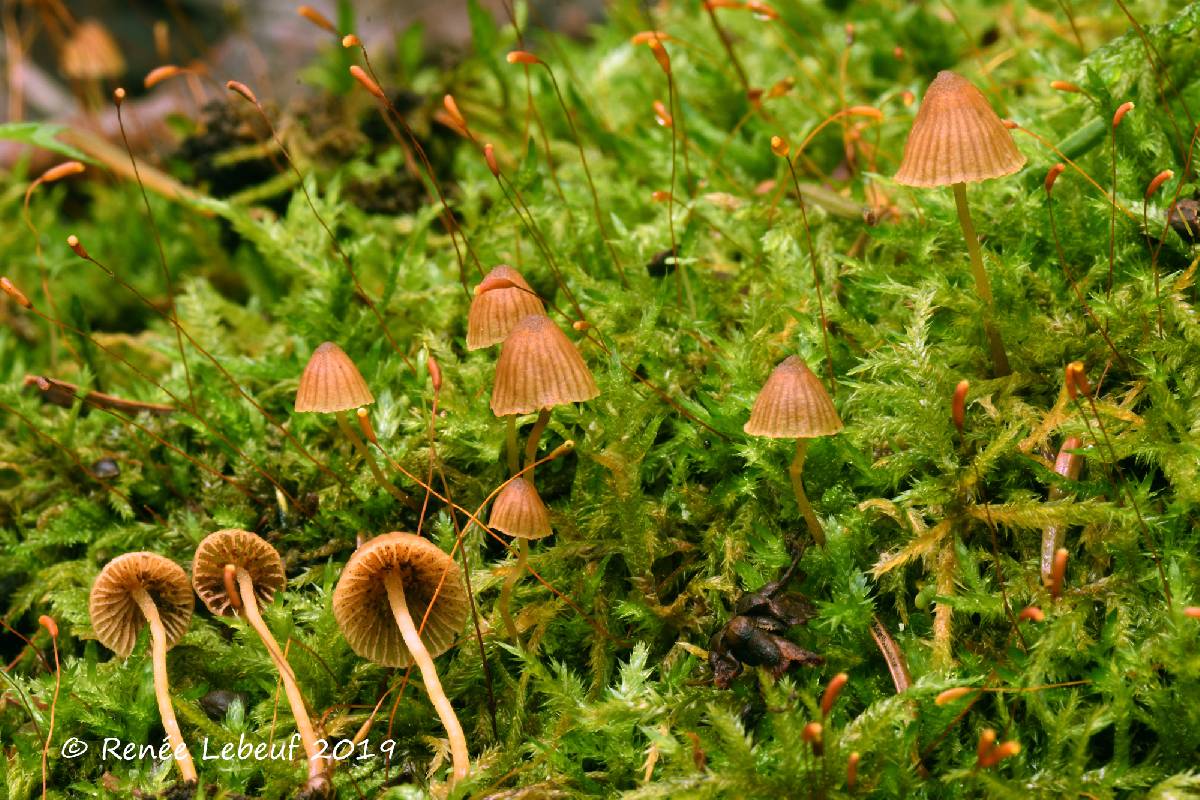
524, 409, 552, 481
952, 182, 1011, 377
130, 588, 197, 784
235, 569, 328, 790
506, 415, 520, 476
383, 571, 470, 781
789, 439, 826, 547
337, 410, 413, 507
498, 539, 530, 646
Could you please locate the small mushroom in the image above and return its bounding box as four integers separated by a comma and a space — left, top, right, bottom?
89, 552, 197, 784
295, 341, 411, 507
489, 476, 552, 642
745, 356, 843, 547
467, 265, 546, 351
192, 530, 330, 797
333, 533, 470, 781
60, 20, 126, 83
894, 71, 1025, 376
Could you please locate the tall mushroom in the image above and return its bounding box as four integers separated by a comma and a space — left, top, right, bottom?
745, 355, 843, 547
333, 533, 470, 781
894, 70, 1026, 377
468, 266, 546, 472
295, 341, 410, 506
490, 312, 598, 638
89, 552, 197, 784
192, 530, 330, 797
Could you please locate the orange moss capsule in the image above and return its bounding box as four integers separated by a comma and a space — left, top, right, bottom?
342, 34, 361, 48
1145, 169, 1174, 200
820, 672, 849, 716
935, 687, 973, 705
443, 94, 467, 129
1045, 163, 1066, 194
1018, 605, 1045, 622
847, 752, 860, 790
484, 143, 500, 177
952, 379, 969, 435
1050, 80, 1082, 93
297, 5, 337, 34
67, 234, 88, 259
38, 614, 59, 637
38, 161, 85, 184
506, 50, 540, 65
1, 277, 32, 309
349, 66, 386, 100
226, 80, 259, 105
770, 135, 789, 157
144, 65, 181, 88
1112, 101, 1135, 128
653, 100, 673, 128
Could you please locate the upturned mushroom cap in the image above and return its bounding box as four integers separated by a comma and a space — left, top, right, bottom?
192, 529, 286, 616
89, 552, 193, 658
490, 314, 599, 417
745, 356, 843, 439
333, 533, 468, 668
489, 477, 553, 540
467, 265, 546, 350
60, 20, 126, 81
894, 71, 1026, 188
295, 342, 375, 413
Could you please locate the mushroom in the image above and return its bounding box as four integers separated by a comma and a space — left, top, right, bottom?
894, 71, 1025, 377
467, 265, 546, 351
295, 341, 411, 506
489, 312, 598, 639
89, 552, 197, 784
745, 356, 843, 547
489, 476, 552, 642
192, 530, 330, 796
468, 267, 547, 472
333, 532, 470, 781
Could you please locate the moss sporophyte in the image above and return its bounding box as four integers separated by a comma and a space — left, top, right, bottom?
6, 1, 1200, 797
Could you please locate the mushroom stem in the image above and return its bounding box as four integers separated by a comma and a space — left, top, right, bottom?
234, 569, 329, 791
789, 439, 826, 548
497, 538, 530, 646
524, 408, 552, 481
506, 415, 519, 475
383, 570, 470, 781
129, 587, 197, 784
337, 409, 413, 508
951, 182, 1010, 377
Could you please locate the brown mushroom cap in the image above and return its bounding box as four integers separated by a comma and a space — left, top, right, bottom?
332, 533, 468, 668
490, 314, 600, 417
89, 552, 193, 658
467, 265, 546, 350
893, 71, 1026, 188
61, 20, 126, 81
192, 529, 286, 617
489, 477, 553, 540
745, 356, 843, 439
295, 342, 375, 413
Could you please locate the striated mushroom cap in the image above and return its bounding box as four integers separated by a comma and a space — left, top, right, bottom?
295, 342, 375, 413
333, 533, 468, 668
489, 477, 552, 540
491, 314, 599, 417
467, 265, 546, 350
894, 71, 1026, 188
89, 552, 193, 658
745, 356, 843, 439
61, 20, 126, 81
192, 529, 286, 617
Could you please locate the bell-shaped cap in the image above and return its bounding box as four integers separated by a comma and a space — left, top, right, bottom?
89, 552, 193, 658
467, 265, 546, 350
745, 356, 843, 439
192, 529, 286, 617
61, 20, 126, 81
489, 477, 552, 540
332, 532, 468, 668
894, 71, 1026, 187
295, 341, 375, 413
491, 314, 599, 417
